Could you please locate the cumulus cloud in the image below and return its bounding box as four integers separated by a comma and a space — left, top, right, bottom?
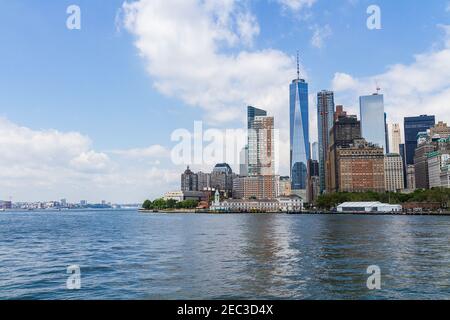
331, 25, 450, 132
277, 0, 317, 12
121, 0, 300, 126
0, 118, 178, 202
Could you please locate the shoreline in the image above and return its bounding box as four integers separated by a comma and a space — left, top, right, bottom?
139, 209, 450, 216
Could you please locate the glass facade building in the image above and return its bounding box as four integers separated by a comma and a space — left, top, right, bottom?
404, 115, 435, 165
290, 79, 310, 191
359, 94, 386, 152
317, 90, 335, 193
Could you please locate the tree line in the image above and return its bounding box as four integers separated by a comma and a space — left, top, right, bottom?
316, 188, 450, 210
142, 198, 199, 210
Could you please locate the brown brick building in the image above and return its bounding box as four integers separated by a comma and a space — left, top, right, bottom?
336, 139, 385, 193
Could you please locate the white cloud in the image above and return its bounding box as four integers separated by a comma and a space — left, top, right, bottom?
310, 24, 332, 49
277, 0, 317, 12
331, 25, 450, 131
121, 0, 299, 126
0, 118, 178, 203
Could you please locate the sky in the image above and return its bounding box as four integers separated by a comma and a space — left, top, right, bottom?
0, 0, 449, 203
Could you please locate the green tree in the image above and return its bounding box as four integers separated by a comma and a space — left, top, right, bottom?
142, 200, 153, 210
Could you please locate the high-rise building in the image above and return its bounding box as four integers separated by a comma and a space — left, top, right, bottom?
407, 165, 416, 191
242, 106, 268, 178
384, 154, 404, 192
336, 139, 385, 193
414, 132, 435, 190
239, 146, 248, 177
360, 93, 386, 152
404, 115, 435, 165
311, 142, 319, 162
428, 151, 450, 188
430, 121, 450, 139
327, 109, 361, 193
197, 171, 211, 191
317, 90, 335, 193
440, 164, 450, 188
181, 166, 198, 192
290, 57, 310, 196
307, 159, 320, 204
391, 124, 402, 154
399, 143, 407, 188
247, 106, 267, 130
211, 163, 235, 194
248, 116, 274, 176
384, 113, 390, 154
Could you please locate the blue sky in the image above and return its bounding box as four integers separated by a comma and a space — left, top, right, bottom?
0, 0, 449, 202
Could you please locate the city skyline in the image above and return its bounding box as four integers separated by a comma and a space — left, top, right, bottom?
0, 1, 450, 202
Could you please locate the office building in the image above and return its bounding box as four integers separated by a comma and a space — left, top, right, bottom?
360, 93, 386, 152
336, 139, 385, 193
407, 165, 416, 191
399, 143, 407, 188
248, 116, 275, 176
311, 142, 319, 162
384, 153, 404, 192
181, 166, 198, 192
385, 113, 390, 153
290, 55, 310, 197
391, 124, 402, 154
278, 176, 292, 197
404, 115, 435, 165
211, 163, 235, 194
232, 175, 278, 200
307, 159, 320, 204
427, 151, 450, 188
327, 108, 362, 193
317, 90, 335, 193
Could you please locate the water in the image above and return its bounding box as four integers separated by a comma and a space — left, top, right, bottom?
0, 210, 449, 300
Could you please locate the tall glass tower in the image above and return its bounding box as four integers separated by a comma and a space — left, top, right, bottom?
317, 90, 335, 193
290, 57, 310, 192
404, 115, 435, 165
359, 93, 386, 152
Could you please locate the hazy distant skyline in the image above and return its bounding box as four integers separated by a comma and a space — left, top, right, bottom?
0, 0, 449, 202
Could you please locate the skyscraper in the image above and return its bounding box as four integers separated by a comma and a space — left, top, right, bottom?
404, 115, 435, 165
290, 55, 310, 195
327, 109, 362, 193
360, 93, 386, 152
317, 90, 335, 193
311, 142, 319, 161
248, 116, 275, 176
391, 123, 402, 154
385, 113, 390, 154
247, 106, 267, 129
246, 106, 268, 176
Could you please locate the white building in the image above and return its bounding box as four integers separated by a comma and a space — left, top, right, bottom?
337, 202, 402, 213
428, 152, 450, 188
384, 153, 404, 192
211, 195, 303, 213
390, 124, 402, 154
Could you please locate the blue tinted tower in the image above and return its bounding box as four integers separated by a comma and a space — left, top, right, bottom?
404, 115, 435, 165
359, 93, 386, 152
290, 54, 310, 193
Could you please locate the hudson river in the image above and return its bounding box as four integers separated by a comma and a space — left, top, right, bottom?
1, 210, 449, 300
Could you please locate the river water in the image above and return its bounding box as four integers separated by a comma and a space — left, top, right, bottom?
0, 210, 449, 300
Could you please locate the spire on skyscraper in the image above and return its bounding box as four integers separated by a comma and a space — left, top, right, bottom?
297, 50, 300, 80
